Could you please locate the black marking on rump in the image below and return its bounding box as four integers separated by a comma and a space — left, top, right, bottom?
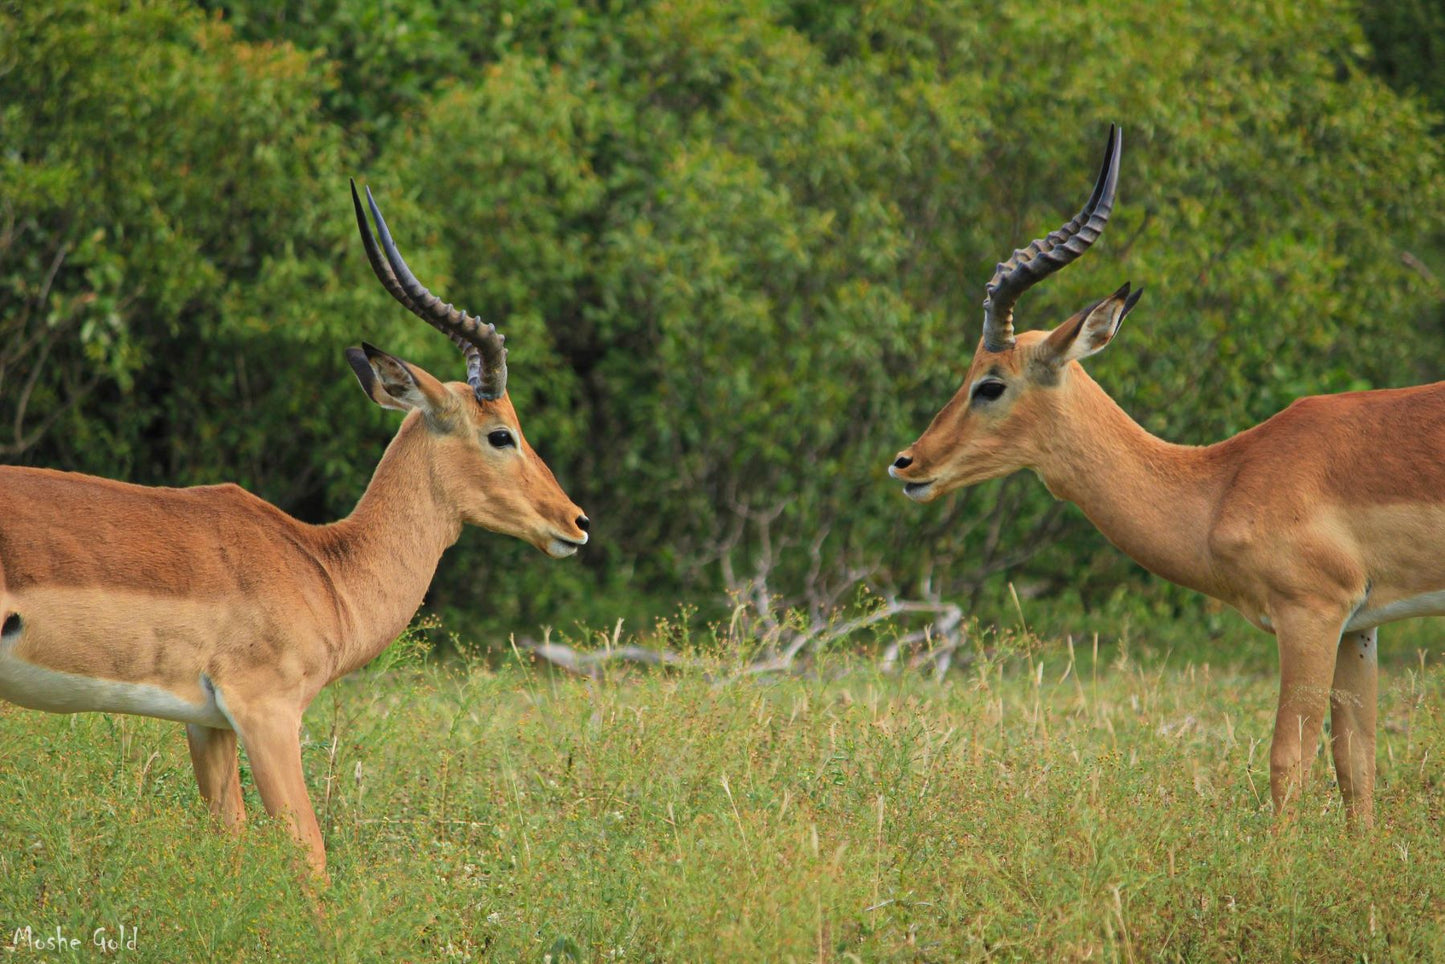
1, 612, 20, 638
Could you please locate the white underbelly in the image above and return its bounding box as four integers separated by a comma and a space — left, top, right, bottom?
0, 647, 231, 728
0, 586, 244, 727
1345, 589, 1445, 633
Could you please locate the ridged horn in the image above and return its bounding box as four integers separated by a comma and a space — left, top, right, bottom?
981, 125, 1122, 352
350, 179, 507, 400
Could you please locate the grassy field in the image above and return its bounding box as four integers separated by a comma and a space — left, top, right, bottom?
3, 622, 1445, 962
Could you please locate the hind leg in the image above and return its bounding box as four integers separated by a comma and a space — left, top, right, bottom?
1330, 628, 1378, 829
186, 724, 246, 829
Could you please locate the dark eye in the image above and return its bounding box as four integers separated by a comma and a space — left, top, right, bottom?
487, 430, 516, 448
972, 380, 1006, 402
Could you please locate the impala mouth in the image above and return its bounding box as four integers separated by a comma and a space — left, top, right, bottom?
888, 461, 937, 502
545, 534, 588, 559
901, 480, 936, 502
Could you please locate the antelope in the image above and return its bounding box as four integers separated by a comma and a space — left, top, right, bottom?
0, 182, 590, 875
889, 125, 1445, 827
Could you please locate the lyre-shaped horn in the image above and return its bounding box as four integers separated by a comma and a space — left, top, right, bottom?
350, 180, 508, 400
981, 125, 1122, 352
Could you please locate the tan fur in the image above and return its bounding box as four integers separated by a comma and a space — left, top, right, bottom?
892, 314, 1445, 827
0, 372, 586, 875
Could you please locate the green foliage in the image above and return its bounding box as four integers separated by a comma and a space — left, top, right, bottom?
5, 641, 1445, 959
3, 0, 1444, 640
1360, 0, 1445, 124
366, 612, 439, 675
0, 1, 373, 508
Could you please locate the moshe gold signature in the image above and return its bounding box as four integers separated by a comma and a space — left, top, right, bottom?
9, 925, 140, 953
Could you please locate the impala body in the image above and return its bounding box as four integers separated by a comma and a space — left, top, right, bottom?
0, 183, 589, 874
890, 126, 1445, 826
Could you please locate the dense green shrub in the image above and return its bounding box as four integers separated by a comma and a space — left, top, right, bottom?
2, 0, 1441, 645
0, 0, 368, 503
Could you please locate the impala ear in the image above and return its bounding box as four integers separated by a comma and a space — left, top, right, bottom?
1037, 282, 1143, 370
346, 343, 454, 417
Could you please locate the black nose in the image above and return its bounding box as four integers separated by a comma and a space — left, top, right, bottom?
892, 455, 913, 469
576, 514, 591, 533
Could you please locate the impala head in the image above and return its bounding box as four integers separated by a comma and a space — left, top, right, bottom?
889, 125, 1143, 503
348, 181, 590, 558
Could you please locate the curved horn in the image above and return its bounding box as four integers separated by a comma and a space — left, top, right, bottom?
981, 125, 1122, 352
349, 179, 508, 400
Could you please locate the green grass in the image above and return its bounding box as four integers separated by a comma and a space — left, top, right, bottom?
3, 632, 1445, 962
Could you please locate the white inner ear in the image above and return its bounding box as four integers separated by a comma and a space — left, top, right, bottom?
1062, 299, 1124, 364
370, 390, 413, 413
371, 359, 429, 413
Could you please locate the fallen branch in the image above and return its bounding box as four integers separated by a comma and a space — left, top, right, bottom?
517, 593, 968, 682
519, 638, 700, 678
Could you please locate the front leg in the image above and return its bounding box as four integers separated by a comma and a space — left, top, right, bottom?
1330, 628, 1378, 829
1269, 604, 1347, 817
228, 701, 327, 878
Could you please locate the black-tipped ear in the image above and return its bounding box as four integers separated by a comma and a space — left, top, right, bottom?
1038, 282, 1135, 370
347, 341, 440, 414
346, 345, 378, 396
1121, 285, 1144, 320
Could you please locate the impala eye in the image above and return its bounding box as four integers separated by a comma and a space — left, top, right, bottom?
972, 380, 1006, 402
487, 430, 516, 449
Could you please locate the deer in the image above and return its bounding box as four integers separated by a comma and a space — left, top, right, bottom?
889, 125, 1445, 828
0, 181, 591, 875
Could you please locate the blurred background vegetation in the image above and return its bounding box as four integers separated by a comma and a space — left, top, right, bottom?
1, 0, 1442, 653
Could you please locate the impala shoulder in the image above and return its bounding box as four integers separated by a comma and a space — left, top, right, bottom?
1251, 392, 1352, 434
1274, 381, 1445, 425
1205, 499, 1261, 561
189, 481, 263, 504
183, 481, 295, 519
1202, 448, 1300, 559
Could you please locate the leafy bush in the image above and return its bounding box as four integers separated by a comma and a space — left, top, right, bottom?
2, 0, 1442, 645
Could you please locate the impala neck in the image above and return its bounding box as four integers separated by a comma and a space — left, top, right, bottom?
320, 414, 463, 679
1032, 367, 1227, 597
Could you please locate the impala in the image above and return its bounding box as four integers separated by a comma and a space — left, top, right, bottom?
890, 125, 1445, 827
0, 182, 590, 874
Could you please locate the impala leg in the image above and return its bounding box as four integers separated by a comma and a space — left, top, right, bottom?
185, 723, 245, 829
230, 705, 327, 877
1269, 606, 1344, 818
1330, 628, 1378, 829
